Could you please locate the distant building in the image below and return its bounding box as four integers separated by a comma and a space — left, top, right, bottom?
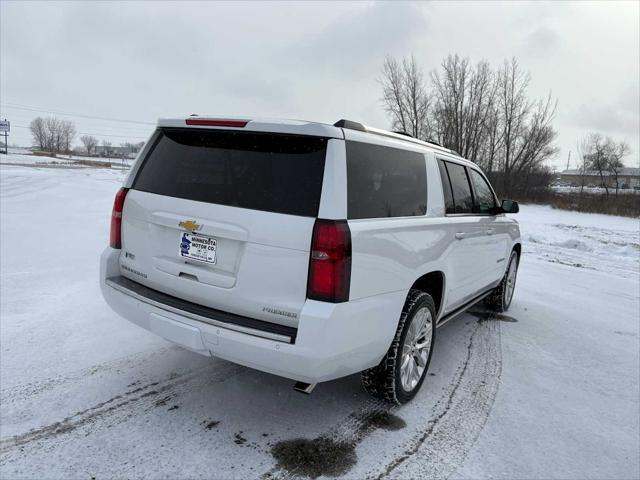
560, 167, 640, 188
94, 145, 137, 159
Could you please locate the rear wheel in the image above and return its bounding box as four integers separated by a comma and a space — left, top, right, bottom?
486, 250, 519, 312
361, 290, 436, 404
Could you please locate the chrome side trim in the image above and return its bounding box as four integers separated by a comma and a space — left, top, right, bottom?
105, 278, 293, 343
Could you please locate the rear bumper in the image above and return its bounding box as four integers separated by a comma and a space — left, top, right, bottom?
100, 247, 405, 383
106, 275, 298, 344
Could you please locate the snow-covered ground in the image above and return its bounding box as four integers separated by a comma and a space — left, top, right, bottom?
520, 204, 639, 278
1, 163, 638, 479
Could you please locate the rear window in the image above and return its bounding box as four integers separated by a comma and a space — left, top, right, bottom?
132, 128, 327, 217
346, 141, 427, 219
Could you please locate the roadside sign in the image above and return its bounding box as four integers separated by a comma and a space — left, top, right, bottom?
0, 120, 9, 132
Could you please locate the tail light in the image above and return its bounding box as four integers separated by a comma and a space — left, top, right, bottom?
110, 187, 129, 248
307, 219, 352, 303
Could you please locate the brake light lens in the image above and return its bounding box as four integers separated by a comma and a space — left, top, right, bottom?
110, 187, 129, 248
185, 118, 248, 128
307, 219, 351, 303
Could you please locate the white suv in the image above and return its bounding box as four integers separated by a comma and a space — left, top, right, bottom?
100, 117, 521, 404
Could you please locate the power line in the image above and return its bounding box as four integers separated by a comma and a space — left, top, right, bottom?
11, 124, 148, 140
3, 111, 151, 135
0, 102, 155, 126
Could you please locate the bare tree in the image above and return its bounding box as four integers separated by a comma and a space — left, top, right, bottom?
60, 120, 76, 153
477, 103, 502, 174
580, 134, 630, 196
44, 117, 60, 152
402, 56, 430, 139
380, 55, 430, 139
606, 140, 630, 195
430, 55, 497, 162
494, 59, 557, 196
29, 117, 47, 150
29, 116, 76, 153
81, 135, 99, 155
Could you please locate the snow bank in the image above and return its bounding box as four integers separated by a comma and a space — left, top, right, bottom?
518, 204, 640, 277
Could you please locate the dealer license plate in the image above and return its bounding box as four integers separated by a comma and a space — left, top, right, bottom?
179, 232, 217, 264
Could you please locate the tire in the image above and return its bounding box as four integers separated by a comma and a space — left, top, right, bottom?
361, 289, 436, 404
486, 250, 519, 312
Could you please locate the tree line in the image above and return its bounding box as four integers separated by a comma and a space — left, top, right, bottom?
29, 116, 144, 157
380, 54, 558, 197
379, 54, 635, 200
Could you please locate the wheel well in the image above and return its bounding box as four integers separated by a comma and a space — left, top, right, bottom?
410, 271, 445, 317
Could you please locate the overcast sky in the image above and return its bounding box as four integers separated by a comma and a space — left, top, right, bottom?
1, 1, 638, 169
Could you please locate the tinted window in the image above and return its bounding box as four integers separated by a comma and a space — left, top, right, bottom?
468, 169, 497, 214
437, 159, 455, 214
133, 128, 327, 217
346, 141, 427, 219
444, 162, 473, 214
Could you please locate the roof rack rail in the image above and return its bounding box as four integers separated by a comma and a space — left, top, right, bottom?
393, 131, 413, 138
333, 119, 365, 131
333, 119, 458, 156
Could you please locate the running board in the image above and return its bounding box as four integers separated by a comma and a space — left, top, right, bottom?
436, 289, 493, 328
293, 382, 316, 395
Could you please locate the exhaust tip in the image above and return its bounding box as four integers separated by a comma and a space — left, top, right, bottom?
293, 382, 317, 395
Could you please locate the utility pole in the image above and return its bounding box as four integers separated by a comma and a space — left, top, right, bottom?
566, 151, 571, 171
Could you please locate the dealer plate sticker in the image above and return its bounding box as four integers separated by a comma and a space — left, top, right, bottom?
179, 232, 217, 264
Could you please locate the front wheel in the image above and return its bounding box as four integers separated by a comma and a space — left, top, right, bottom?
361, 290, 436, 404
486, 250, 519, 312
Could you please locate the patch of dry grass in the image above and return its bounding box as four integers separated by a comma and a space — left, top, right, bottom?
515, 190, 640, 218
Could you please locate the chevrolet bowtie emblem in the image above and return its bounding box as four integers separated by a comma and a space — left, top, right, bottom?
179, 220, 202, 232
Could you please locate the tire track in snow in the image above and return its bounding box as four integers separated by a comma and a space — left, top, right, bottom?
0, 174, 61, 199
0, 362, 245, 455
2, 316, 502, 475
377, 317, 502, 479
0, 346, 176, 405
263, 316, 502, 479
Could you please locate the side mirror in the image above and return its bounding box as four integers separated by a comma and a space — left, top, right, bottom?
501, 199, 519, 214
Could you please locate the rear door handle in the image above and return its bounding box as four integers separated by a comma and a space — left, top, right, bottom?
454, 232, 466, 240
485, 228, 495, 235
